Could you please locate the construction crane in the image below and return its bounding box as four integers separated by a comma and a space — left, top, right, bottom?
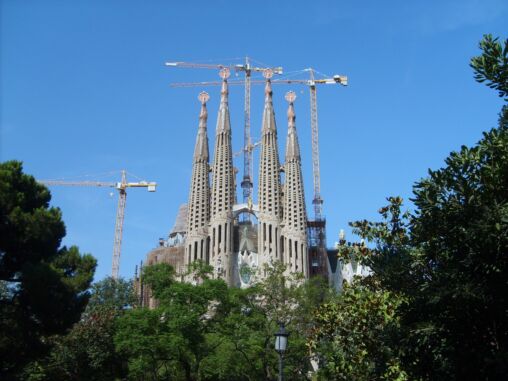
233, 140, 261, 158
172, 68, 348, 276
38, 170, 156, 279
165, 57, 282, 209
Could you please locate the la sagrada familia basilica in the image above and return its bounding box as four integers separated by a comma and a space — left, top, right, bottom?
136, 69, 365, 306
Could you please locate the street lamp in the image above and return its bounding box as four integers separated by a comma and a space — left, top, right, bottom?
274, 322, 289, 381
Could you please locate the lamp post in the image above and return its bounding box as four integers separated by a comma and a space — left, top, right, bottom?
274, 322, 289, 381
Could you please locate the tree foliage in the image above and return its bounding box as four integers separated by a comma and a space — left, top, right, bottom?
311, 281, 406, 381
407, 123, 508, 379
470, 34, 508, 100
471, 34, 508, 125
0, 161, 96, 378
115, 262, 328, 380
86, 276, 136, 312
25, 277, 135, 381
312, 34, 508, 380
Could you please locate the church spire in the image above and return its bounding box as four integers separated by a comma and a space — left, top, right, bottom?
216, 68, 231, 133
210, 68, 235, 284
281, 91, 308, 276
285, 91, 300, 161
261, 69, 277, 133
194, 92, 209, 161
258, 69, 282, 265
185, 92, 211, 270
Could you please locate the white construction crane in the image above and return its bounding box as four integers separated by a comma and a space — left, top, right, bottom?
38, 170, 156, 279
165, 57, 282, 207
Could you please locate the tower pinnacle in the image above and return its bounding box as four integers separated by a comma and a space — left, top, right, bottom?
285, 91, 300, 160
258, 70, 282, 265
194, 91, 210, 161
281, 91, 308, 276
210, 69, 235, 284
185, 91, 211, 268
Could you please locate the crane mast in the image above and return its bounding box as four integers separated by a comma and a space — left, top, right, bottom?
308, 69, 323, 221
111, 170, 127, 279
241, 58, 253, 205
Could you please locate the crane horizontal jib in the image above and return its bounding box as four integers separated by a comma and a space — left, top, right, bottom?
38, 180, 116, 187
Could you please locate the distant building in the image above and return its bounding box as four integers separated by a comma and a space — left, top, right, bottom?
327, 249, 371, 292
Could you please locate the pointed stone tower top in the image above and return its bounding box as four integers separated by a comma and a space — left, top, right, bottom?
262, 69, 276, 134
194, 91, 210, 161
285, 91, 300, 160
198, 91, 209, 125
263, 68, 274, 101
219, 67, 230, 106
217, 68, 231, 133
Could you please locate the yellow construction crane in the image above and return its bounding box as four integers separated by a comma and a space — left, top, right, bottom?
38, 170, 156, 279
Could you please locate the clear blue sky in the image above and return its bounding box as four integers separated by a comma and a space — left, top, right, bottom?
2, 0, 506, 281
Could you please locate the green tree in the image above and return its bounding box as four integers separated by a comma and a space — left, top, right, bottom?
311, 34, 508, 380
471, 34, 508, 125
470, 34, 508, 100
311, 281, 406, 381
205, 262, 321, 381
28, 277, 136, 381
329, 123, 508, 380
86, 276, 136, 312
0, 161, 96, 378
116, 262, 324, 380
311, 197, 411, 381
116, 263, 231, 380
408, 124, 508, 379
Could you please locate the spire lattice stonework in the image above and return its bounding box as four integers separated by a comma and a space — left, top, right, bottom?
257, 71, 282, 268
185, 92, 211, 268
210, 69, 235, 284
281, 91, 308, 276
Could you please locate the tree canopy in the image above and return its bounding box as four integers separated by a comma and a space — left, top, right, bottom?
0, 161, 96, 378
312, 34, 508, 380
115, 262, 328, 381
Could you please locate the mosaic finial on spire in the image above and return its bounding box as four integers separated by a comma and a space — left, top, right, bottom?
198, 91, 210, 105
219, 67, 231, 80
219, 68, 230, 105
286, 91, 296, 125
263, 68, 273, 100
285, 90, 296, 104
198, 91, 209, 128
